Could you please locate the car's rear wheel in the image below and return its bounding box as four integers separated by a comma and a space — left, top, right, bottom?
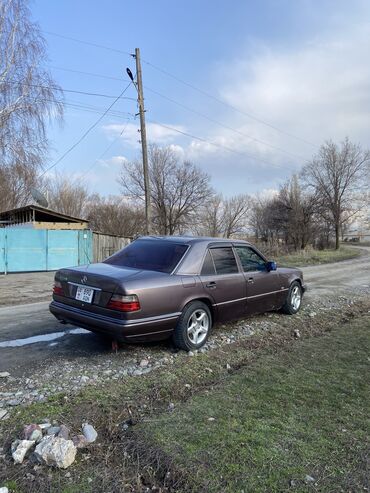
281, 281, 302, 315
173, 301, 212, 351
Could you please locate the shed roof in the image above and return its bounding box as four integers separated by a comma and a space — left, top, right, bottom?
0, 204, 89, 225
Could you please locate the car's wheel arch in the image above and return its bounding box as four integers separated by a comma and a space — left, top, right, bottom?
180, 296, 215, 325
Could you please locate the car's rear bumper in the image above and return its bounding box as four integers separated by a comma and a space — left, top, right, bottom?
49, 301, 180, 342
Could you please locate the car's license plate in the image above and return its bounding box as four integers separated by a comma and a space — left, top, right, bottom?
75, 286, 94, 303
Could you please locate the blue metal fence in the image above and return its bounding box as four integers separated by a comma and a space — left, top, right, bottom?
0, 228, 93, 273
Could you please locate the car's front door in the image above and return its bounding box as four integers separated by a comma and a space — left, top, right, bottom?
234, 245, 281, 314
200, 246, 246, 323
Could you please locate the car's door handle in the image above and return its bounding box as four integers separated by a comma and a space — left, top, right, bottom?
206, 281, 217, 289
247, 277, 254, 284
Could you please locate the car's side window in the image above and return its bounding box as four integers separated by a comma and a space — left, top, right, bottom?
235, 246, 266, 272
201, 250, 216, 275
210, 247, 239, 275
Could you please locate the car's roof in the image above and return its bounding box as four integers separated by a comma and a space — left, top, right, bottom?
137, 235, 251, 245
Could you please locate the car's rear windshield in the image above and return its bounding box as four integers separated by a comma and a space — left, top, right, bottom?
104, 240, 188, 274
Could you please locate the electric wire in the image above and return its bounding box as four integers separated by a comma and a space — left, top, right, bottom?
40, 81, 133, 177
43, 30, 317, 148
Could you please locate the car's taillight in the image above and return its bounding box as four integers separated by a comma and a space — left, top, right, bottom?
107, 294, 140, 312
53, 281, 63, 296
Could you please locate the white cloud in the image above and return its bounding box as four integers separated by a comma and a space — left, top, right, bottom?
103, 122, 186, 148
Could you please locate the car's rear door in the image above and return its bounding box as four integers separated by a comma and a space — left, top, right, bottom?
200, 246, 246, 322
234, 245, 281, 314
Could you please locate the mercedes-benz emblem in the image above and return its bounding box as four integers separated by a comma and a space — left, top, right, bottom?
81, 275, 88, 284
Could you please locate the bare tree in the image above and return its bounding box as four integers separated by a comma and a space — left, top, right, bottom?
222, 194, 252, 238
119, 145, 213, 235
194, 194, 223, 236
0, 0, 63, 211
302, 139, 370, 249
47, 175, 90, 218
87, 195, 145, 238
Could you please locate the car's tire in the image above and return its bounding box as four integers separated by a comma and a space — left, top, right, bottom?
281, 281, 302, 315
172, 301, 212, 351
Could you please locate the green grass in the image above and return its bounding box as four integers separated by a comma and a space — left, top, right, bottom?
1, 302, 369, 492
142, 318, 370, 492
274, 245, 362, 267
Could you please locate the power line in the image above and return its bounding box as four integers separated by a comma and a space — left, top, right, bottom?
47, 65, 308, 162
147, 119, 298, 172
43, 30, 132, 57
4, 79, 136, 101
43, 30, 317, 148
40, 81, 133, 177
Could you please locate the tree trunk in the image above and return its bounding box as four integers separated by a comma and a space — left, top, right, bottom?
335, 223, 340, 250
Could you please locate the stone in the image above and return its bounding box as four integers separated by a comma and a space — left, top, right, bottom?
47, 426, 61, 436
72, 434, 89, 449
0, 372, 10, 378
188, 351, 194, 357
0, 410, 8, 420
208, 417, 216, 421
226, 363, 231, 370
139, 359, 149, 367
39, 423, 52, 430
8, 399, 21, 406
58, 425, 70, 440
23, 424, 43, 442
293, 329, 301, 338
168, 402, 175, 412
0, 487, 9, 493
11, 439, 35, 464
309, 312, 317, 318
80, 376, 89, 384
305, 475, 315, 483
82, 423, 98, 443
34, 437, 76, 469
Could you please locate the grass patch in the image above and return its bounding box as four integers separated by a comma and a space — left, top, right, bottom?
274, 245, 362, 267
142, 317, 370, 492
0, 301, 369, 492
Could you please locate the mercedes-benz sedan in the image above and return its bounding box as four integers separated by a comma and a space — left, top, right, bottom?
50, 236, 306, 350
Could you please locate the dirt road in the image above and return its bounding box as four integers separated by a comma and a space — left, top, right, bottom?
0, 247, 369, 376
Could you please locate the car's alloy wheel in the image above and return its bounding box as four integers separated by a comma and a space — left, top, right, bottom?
173, 301, 212, 351
187, 308, 209, 346
281, 281, 302, 315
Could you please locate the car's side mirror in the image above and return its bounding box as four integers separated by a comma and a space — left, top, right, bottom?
266, 261, 277, 272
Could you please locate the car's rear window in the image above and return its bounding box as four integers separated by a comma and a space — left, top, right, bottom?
104, 240, 188, 274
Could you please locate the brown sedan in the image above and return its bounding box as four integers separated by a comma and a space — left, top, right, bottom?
49, 236, 306, 350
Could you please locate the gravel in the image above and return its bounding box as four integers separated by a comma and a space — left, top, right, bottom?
0, 292, 368, 416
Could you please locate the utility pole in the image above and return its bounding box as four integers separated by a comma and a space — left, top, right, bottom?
134, 48, 151, 235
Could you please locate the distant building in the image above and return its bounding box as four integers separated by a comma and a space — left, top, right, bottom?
0, 205, 130, 274
0, 204, 89, 230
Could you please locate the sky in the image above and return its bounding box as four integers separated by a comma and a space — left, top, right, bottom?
33, 0, 370, 197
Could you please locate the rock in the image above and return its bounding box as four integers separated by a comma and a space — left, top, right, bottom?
34, 437, 76, 469
11, 439, 35, 464
293, 329, 301, 338
305, 475, 315, 483
226, 363, 231, 370
208, 417, 216, 421
80, 376, 89, 384
309, 312, 317, 318
47, 426, 61, 436
0, 409, 8, 420
188, 351, 194, 357
23, 424, 42, 442
82, 423, 98, 443
0, 372, 10, 378
8, 399, 21, 406
72, 434, 89, 449
168, 402, 175, 412
0, 487, 9, 493
58, 425, 70, 440
38, 423, 52, 430
139, 359, 149, 367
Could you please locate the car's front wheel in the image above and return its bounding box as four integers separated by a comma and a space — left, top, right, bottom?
173, 301, 212, 351
281, 281, 302, 315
